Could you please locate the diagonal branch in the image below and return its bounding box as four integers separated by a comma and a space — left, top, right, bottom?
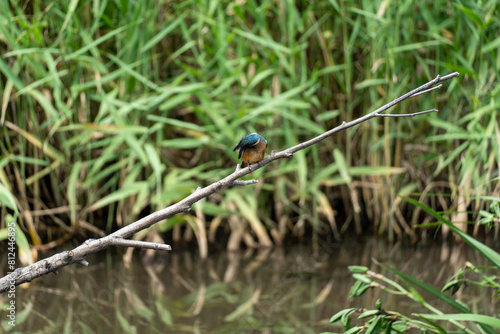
0, 72, 459, 293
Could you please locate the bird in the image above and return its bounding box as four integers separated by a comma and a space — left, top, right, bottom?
233, 133, 268, 167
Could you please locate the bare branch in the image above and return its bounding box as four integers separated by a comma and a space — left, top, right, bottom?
109, 237, 172, 251
232, 180, 259, 186
0, 72, 459, 293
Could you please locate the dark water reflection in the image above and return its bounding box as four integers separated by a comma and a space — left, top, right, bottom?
11, 237, 498, 333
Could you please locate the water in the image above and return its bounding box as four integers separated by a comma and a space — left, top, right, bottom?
8, 236, 498, 333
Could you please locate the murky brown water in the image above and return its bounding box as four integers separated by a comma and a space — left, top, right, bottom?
5, 236, 499, 333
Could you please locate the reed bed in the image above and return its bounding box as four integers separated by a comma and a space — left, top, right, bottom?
0, 0, 499, 256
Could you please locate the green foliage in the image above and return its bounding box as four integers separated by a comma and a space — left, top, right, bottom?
0, 0, 499, 250
329, 200, 500, 333
0, 183, 32, 264
477, 196, 500, 228
329, 300, 417, 333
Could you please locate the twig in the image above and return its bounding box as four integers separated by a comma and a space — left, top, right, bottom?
232, 180, 258, 186
109, 237, 172, 251
0, 72, 459, 293
377, 109, 438, 117
410, 85, 442, 97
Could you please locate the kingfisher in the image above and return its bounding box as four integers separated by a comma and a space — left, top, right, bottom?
233, 133, 268, 167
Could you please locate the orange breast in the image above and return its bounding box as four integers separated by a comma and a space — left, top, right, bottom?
241, 141, 267, 167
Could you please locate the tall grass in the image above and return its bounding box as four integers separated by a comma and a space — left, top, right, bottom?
0, 0, 499, 255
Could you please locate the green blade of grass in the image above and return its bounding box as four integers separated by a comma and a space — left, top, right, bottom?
58, 0, 80, 40
160, 137, 208, 149
233, 28, 291, 54
334, 149, 351, 186
64, 25, 128, 60
142, 13, 186, 52
107, 53, 160, 91
390, 40, 448, 53
90, 183, 147, 211
67, 162, 82, 226
376, 260, 498, 334
13, 215, 33, 265
402, 197, 500, 269
147, 115, 206, 132
0, 184, 19, 214
376, 261, 470, 313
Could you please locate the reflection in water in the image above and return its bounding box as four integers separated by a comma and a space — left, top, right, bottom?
10, 237, 498, 333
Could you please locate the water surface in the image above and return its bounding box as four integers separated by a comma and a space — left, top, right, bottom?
9, 236, 498, 333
